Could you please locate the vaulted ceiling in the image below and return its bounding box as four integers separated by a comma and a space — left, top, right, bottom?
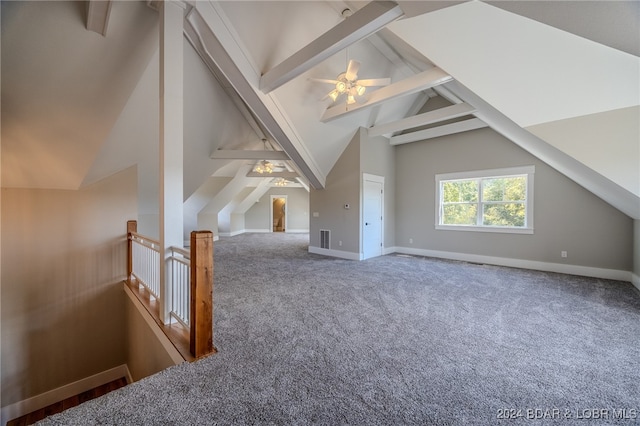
2, 1, 638, 219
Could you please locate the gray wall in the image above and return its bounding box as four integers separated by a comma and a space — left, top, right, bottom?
361, 129, 396, 249
395, 127, 633, 271
310, 131, 361, 252
308, 127, 396, 254
245, 187, 310, 231
1, 167, 136, 406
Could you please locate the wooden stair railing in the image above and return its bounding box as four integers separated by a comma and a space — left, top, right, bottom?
126, 221, 215, 360
190, 231, 214, 358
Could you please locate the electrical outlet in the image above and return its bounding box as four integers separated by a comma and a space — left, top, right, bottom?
561, 251, 568, 258
339, 240, 343, 247
409, 238, 413, 244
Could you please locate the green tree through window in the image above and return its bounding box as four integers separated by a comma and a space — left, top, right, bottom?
437, 167, 533, 232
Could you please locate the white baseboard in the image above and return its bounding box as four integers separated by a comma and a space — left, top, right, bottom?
218, 229, 245, 237
393, 246, 632, 282
309, 246, 361, 260
1, 364, 131, 425
219, 229, 309, 236
632, 273, 640, 292
384, 246, 398, 255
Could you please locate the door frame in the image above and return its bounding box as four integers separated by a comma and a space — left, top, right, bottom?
362, 173, 384, 259
270, 195, 288, 233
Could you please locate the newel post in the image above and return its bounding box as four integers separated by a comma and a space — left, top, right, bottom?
190, 230, 214, 358
127, 220, 137, 280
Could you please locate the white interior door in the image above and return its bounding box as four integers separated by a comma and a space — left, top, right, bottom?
363, 174, 384, 259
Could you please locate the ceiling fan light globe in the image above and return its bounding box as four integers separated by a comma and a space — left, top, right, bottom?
356, 85, 366, 96
328, 90, 340, 102
335, 81, 347, 93
347, 95, 356, 105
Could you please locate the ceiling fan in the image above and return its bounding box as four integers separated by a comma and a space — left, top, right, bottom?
310, 59, 390, 105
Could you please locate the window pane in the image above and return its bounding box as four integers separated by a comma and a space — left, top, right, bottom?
483, 176, 526, 202
483, 203, 525, 227
443, 203, 478, 225
442, 180, 478, 203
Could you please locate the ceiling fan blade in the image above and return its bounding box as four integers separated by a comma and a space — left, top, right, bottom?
345, 60, 360, 81
356, 78, 391, 87
309, 78, 340, 84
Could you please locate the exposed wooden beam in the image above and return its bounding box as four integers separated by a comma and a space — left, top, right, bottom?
259, 1, 403, 93
389, 118, 487, 145
321, 67, 452, 122
246, 171, 299, 178
210, 150, 290, 160
86, 0, 112, 37
368, 102, 476, 137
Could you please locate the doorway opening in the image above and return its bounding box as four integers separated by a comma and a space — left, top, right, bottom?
270, 195, 287, 232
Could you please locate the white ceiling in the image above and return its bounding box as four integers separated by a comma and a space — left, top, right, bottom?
1, 0, 638, 219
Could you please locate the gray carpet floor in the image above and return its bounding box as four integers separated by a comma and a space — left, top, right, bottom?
42, 233, 640, 425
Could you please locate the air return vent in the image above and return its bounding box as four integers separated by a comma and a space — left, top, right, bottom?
320, 229, 330, 249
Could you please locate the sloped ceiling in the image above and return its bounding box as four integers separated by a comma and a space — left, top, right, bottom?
2, 0, 638, 221
1, 1, 158, 189
388, 1, 639, 215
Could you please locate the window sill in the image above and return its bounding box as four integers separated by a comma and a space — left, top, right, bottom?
435, 225, 534, 234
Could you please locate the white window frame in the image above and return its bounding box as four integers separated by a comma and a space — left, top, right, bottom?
435, 166, 535, 234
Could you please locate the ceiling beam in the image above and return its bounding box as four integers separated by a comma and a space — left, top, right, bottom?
389, 118, 487, 145
246, 171, 299, 178
368, 102, 476, 137
233, 179, 273, 215
210, 150, 290, 160
259, 1, 403, 93
86, 0, 112, 36
186, 4, 326, 189
321, 67, 452, 122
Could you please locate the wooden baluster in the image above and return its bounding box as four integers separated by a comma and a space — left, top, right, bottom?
126, 220, 137, 281
190, 231, 214, 358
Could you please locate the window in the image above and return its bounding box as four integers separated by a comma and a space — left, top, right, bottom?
435, 166, 534, 234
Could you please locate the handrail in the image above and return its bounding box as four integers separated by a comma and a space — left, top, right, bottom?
129, 232, 161, 299
129, 232, 160, 250
170, 246, 190, 259
126, 221, 215, 359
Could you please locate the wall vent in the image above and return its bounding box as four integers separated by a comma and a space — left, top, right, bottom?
320, 229, 330, 249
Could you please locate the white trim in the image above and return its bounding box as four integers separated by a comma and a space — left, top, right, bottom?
393, 246, 632, 282
217, 229, 310, 236
1, 364, 131, 424
383, 246, 398, 255
213, 235, 219, 241
124, 285, 185, 366
434, 224, 534, 234
309, 246, 362, 260
218, 229, 244, 237
436, 165, 536, 181
362, 173, 385, 260
632, 273, 640, 292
